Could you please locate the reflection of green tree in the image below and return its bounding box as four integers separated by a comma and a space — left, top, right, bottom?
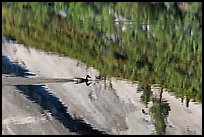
149, 88, 171, 135
139, 84, 152, 107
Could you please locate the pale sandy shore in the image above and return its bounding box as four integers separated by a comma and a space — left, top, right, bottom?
2, 40, 202, 135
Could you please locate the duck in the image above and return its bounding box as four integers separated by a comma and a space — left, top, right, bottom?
73, 75, 91, 85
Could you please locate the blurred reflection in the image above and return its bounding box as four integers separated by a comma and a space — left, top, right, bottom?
149, 88, 171, 135
138, 84, 171, 135
138, 83, 152, 108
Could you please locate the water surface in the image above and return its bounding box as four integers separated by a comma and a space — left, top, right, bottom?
2, 39, 202, 135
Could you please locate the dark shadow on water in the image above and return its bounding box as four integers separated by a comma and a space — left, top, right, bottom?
15, 84, 109, 135
2, 55, 36, 77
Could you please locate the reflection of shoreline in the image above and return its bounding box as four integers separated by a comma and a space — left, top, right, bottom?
149, 88, 171, 135
138, 83, 202, 135
138, 84, 169, 134
138, 84, 194, 135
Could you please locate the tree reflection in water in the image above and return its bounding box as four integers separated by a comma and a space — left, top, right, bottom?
149, 88, 171, 135
138, 84, 171, 135
138, 83, 152, 108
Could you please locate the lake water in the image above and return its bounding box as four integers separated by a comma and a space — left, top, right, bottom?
2, 2, 202, 135
2, 37, 202, 135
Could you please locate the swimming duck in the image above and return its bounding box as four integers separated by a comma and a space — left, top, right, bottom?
73, 75, 91, 86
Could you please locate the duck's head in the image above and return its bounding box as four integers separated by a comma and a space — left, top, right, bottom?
86, 75, 91, 79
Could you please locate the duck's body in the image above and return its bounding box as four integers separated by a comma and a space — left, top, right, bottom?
73, 77, 88, 84
73, 75, 91, 85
